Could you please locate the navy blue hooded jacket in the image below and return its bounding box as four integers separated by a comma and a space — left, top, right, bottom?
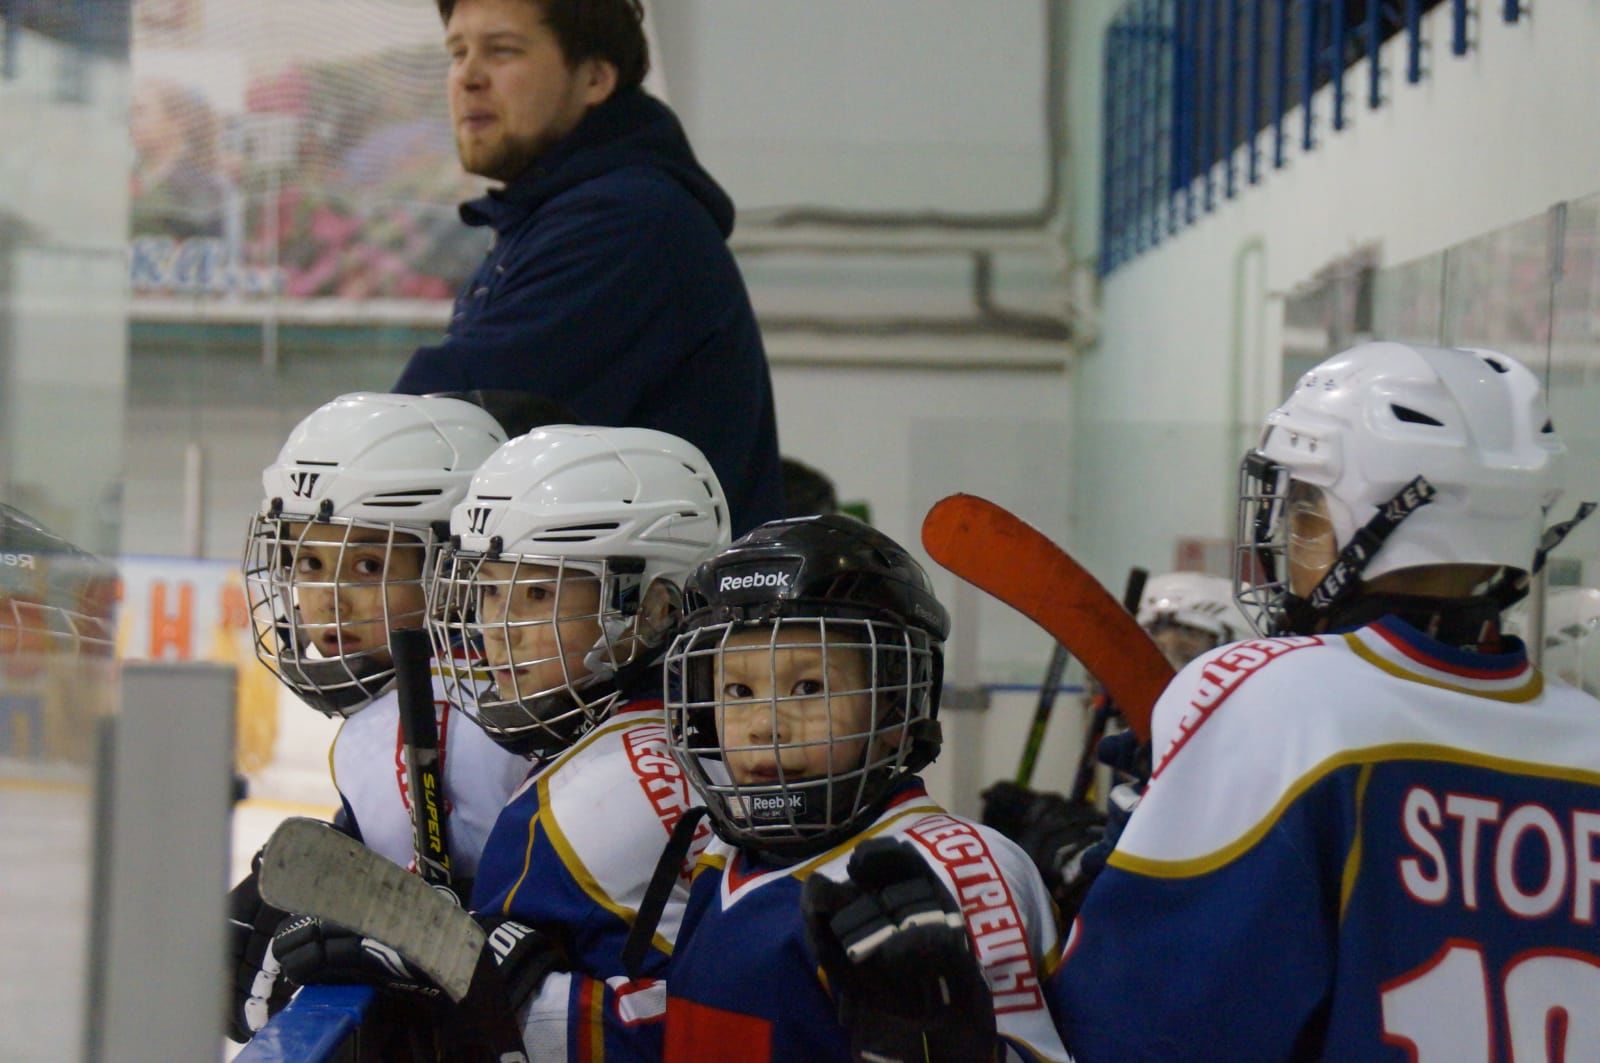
395, 89, 783, 535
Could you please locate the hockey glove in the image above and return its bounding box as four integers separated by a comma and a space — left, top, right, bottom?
980, 781, 1108, 912
275, 912, 566, 1053
802, 838, 998, 1063
225, 850, 293, 1043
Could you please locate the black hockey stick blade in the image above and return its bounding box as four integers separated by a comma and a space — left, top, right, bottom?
390, 626, 453, 892
258, 817, 484, 1004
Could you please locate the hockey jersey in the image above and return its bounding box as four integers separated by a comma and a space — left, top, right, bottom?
471, 699, 713, 976
1056, 616, 1600, 1060
471, 699, 714, 1062
330, 667, 530, 883
662, 778, 1071, 1063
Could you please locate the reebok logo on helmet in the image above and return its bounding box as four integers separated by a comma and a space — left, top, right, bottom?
718, 570, 791, 593
1, 553, 37, 570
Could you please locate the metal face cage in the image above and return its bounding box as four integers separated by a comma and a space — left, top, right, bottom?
426, 550, 642, 753
244, 512, 434, 717
663, 617, 938, 857
1234, 449, 1294, 638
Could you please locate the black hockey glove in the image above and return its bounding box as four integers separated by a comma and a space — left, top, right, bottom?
802, 838, 998, 1063
275, 912, 566, 1054
225, 850, 293, 1043
981, 781, 1108, 913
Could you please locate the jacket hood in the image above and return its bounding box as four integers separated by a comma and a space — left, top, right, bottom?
460, 89, 735, 237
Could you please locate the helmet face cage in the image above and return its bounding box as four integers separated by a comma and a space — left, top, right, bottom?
1234, 449, 1296, 637
1, 570, 114, 665
664, 616, 937, 858
427, 549, 641, 752
244, 512, 434, 717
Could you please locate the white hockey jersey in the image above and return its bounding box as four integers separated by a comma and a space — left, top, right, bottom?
1057, 616, 1600, 1061
330, 667, 530, 882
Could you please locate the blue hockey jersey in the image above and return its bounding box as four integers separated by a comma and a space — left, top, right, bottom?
663, 778, 1071, 1063
1055, 616, 1600, 1060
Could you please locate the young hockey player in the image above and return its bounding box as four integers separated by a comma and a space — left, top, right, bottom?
1055, 341, 1600, 1060
658, 514, 1070, 1062
227, 392, 529, 1042
273, 425, 730, 1058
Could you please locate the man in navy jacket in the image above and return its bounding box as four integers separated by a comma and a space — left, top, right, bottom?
396, 0, 783, 533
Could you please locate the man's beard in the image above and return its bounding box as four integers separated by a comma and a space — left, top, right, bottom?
457, 131, 544, 184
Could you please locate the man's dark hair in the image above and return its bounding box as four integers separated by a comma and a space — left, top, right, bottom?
437, 0, 650, 94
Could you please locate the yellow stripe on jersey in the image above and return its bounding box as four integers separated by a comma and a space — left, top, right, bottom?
498, 713, 637, 916
1109, 742, 1600, 880
787, 798, 946, 882
521, 722, 679, 956
1344, 633, 1543, 702
1338, 764, 1373, 921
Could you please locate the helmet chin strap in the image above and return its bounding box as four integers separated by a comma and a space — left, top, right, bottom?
1487, 501, 1597, 611
1280, 476, 1437, 635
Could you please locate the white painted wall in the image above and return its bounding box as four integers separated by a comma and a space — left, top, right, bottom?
1064, 0, 1600, 585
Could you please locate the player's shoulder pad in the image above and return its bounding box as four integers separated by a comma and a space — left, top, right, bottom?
1150, 635, 1327, 779
541, 713, 699, 851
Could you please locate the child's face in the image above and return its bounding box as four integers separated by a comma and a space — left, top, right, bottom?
475, 560, 602, 699
1148, 621, 1220, 670
285, 523, 427, 664
715, 625, 883, 786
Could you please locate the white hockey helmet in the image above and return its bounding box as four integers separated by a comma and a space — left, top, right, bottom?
1506, 586, 1600, 696
1235, 342, 1567, 636
244, 393, 507, 716
428, 426, 730, 755
1136, 572, 1249, 643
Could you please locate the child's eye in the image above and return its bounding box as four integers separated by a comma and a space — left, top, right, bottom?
526, 584, 551, 603
723, 682, 753, 700
791, 679, 825, 697
480, 583, 500, 599
295, 555, 322, 575
353, 558, 384, 578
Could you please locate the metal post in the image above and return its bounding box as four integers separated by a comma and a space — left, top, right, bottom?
1248, 0, 1263, 182
88, 663, 237, 1062
1107, 22, 1120, 272
1301, 0, 1319, 151
182, 441, 205, 559
1331, 0, 1347, 131
1406, 0, 1423, 83
1273, 0, 1290, 167
1452, 0, 1469, 56
1223, 0, 1237, 198
1366, 0, 1382, 109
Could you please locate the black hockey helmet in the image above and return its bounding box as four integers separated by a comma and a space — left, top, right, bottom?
665, 514, 948, 859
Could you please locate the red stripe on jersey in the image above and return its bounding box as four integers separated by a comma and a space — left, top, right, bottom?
1370, 623, 1527, 680
665, 997, 771, 1062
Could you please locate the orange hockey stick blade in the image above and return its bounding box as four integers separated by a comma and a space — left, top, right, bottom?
921, 494, 1173, 741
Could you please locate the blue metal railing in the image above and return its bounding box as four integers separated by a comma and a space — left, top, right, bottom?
1100, 0, 1528, 274
236, 985, 376, 1063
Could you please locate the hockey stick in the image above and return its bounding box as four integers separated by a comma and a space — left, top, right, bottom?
921, 494, 1173, 742
390, 627, 454, 895
1067, 567, 1148, 804
1015, 643, 1070, 787
258, 818, 529, 1061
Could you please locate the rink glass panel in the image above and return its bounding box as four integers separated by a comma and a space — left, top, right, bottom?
0, 6, 132, 1061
